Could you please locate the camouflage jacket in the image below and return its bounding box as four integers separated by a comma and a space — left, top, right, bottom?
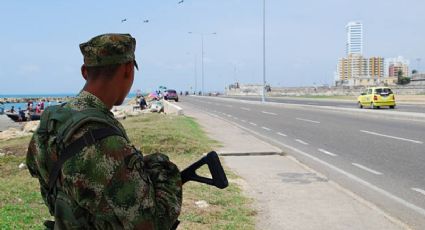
26, 91, 182, 230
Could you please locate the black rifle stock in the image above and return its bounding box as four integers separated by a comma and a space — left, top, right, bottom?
180, 151, 228, 189
172, 151, 228, 229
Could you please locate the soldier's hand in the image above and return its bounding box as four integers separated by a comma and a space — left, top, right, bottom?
143, 153, 181, 183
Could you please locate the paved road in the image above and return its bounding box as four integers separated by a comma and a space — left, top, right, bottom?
180, 96, 425, 229
225, 96, 425, 113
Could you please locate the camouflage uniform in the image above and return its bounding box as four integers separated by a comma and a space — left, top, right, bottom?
26, 34, 182, 230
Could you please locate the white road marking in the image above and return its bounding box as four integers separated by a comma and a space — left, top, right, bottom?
262, 111, 277, 115
226, 105, 233, 108
277, 132, 287, 137
203, 110, 425, 218
227, 115, 232, 118
412, 188, 425, 196
296, 118, 321, 124
352, 163, 383, 175
233, 117, 239, 120
241, 120, 247, 123
360, 130, 423, 144
207, 102, 212, 104
262, 126, 272, 131
318, 148, 338, 157
295, 139, 309, 145
249, 122, 257, 126
240, 107, 251, 111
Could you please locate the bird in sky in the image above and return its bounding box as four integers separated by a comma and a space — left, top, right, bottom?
143, 20, 149, 23
178, 0, 184, 4
121, 18, 127, 23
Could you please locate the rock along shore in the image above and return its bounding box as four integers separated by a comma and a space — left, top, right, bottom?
0, 96, 72, 104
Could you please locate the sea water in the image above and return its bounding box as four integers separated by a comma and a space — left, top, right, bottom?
0, 93, 75, 111
0, 93, 137, 111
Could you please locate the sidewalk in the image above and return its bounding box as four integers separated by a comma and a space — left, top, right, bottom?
179, 102, 409, 230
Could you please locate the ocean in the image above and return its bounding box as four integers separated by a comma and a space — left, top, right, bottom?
0, 93, 137, 111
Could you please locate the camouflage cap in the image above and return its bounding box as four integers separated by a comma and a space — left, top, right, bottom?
80, 33, 138, 69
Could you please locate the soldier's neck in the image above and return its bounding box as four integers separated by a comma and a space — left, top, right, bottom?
83, 84, 116, 110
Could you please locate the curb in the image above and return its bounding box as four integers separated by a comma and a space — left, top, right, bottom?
218, 151, 285, 157
162, 100, 184, 115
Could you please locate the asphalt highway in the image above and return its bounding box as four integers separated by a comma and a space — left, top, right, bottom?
225, 96, 425, 114
181, 96, 425, 229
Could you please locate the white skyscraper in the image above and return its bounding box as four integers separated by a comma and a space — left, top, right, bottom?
346, 21, 363, 55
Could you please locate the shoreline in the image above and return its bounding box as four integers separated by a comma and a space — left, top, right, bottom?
0, 96, 72, 104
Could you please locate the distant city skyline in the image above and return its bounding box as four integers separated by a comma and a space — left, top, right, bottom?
346, 21, 363, 56
1, 1, 424, 94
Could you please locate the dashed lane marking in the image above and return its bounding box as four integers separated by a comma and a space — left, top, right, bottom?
201, 110, 425, 218
296, 118, 321, 124
352, 163, 383, 175
412, 188, 425, 196
360, 130, 423, 144
262, 111, 277, 115
295, 139, 309, 145
262, 126, 272, 131
318, 148, 338, 157
277, 132, 287, 137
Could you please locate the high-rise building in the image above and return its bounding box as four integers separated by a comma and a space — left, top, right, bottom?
386, 56, 410, 78
346, 21, 363, 56
338, 54, 368, 80
368, 57, 385, 79
337, 54, 385, 86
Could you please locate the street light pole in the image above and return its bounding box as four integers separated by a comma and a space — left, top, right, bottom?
201, 34, 205, 96
194, 54, 198, 93
189, 32, 216, 96
262, 0, 266, 103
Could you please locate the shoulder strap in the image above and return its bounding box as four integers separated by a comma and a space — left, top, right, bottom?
57, 108, 128, 144
48, 127, 124, 192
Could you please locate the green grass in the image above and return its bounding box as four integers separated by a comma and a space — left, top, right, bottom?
0, 114, 254, 230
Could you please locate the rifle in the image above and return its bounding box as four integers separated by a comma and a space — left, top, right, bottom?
173, 151, 228, 229
181, 151, 229, 188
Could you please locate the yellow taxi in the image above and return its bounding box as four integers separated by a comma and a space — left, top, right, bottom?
357, 87, 396, 109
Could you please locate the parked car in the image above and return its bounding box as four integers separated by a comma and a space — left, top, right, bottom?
357, 87, 396, 109
164, 89, 179, 102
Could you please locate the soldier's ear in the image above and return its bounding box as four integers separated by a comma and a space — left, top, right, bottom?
81, 65, 88, 81
123, 62, 134, 79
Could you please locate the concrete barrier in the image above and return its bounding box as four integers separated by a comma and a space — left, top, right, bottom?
162, 100, 183, 115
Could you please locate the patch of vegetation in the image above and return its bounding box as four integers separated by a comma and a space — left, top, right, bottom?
0, 114, 254, 229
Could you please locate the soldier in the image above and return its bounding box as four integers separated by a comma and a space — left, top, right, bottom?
26, 33, 182, 229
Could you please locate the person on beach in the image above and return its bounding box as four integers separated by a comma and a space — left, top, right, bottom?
40, 100, 45, 110
139, 95, 147, 110
26, 33, 182, 229
35, 103, 41, 114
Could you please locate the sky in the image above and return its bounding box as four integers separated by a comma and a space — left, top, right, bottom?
0, 0, 424, 94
